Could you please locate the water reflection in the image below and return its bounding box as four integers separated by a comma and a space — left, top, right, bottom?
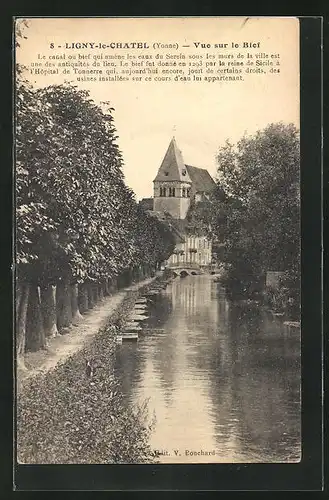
114, 275, 301, 463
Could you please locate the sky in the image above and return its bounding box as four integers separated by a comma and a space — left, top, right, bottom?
16, 17, 299, 200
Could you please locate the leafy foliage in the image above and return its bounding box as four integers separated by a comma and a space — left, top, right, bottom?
16, 82, 175, 285
209, 123, 300, 301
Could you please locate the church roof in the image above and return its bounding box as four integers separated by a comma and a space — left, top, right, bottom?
153, 137, 192, 183
185, 165, 216, 193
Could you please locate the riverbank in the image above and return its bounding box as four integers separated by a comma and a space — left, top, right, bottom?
17, 273, 167, 464
17, 274, 162, 392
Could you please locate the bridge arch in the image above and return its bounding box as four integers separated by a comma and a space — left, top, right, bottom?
168, 263, 202, 277
171, 268, 200, 277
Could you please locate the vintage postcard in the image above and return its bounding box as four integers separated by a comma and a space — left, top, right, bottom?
15, 17, 301, 466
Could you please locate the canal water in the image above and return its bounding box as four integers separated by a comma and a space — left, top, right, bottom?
114, 275, 301, 463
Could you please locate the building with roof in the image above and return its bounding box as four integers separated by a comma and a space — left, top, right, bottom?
153, 137, 215, 220
146, 137, 216, 270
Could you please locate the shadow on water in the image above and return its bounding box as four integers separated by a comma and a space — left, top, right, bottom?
208, 294, 301, 462
114, 275, 301, 462
113, 292, 173, 404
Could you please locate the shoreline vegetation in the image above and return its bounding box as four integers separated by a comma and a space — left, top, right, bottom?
17, 273, 168, 464
188, 122, 300, 321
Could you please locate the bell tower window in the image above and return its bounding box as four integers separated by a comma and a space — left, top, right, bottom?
182, 187, 186, 197
160, 187, 167, 197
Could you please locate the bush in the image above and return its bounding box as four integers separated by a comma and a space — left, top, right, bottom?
17, 322, 158, 464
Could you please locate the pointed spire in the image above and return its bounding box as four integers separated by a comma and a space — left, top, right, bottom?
153, 137, 192, 182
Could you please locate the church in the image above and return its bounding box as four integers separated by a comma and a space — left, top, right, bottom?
140, 137, 216, 270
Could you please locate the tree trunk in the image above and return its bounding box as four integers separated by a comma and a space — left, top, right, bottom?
92, 284, 99, 304
122, 273, 126, 287
40, 285, 59, 338
99, 284, 104, 301
78, 283, 89, 313
127, 269, 133, 285
87, 283, 95, 309
16, 283, 30, 367
16, 282, 22, 325
104, 279, 110, 296
56, 282, 72, 332
108, 278, 116, 294
112, 278, 118, 293
125, 270, 129, 285
71, 283, 83, 325
26, 285, 46, 351
139, 266, 144, 280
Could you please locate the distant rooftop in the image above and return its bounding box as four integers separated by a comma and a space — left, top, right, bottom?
185, 164, 216, 193
153, 137, 216, 196
153, 137, 192, 183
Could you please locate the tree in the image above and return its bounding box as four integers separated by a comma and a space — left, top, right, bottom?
211, 123, 300, 299
16, 81, 177, 354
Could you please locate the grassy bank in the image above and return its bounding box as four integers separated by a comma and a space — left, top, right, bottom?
17, 277, 166, 464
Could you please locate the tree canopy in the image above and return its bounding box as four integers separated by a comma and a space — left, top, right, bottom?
209, 123, 300, 297
16, 82, 175, 285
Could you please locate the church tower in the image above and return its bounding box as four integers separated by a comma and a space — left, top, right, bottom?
153, 137, 192, 219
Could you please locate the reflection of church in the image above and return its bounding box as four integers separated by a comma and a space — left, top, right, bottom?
140, 137, 215, 269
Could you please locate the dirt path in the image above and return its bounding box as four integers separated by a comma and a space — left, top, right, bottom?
17, 276, 157, 387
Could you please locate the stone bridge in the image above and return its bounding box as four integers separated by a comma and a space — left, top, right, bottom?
167, 263, 202, 277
